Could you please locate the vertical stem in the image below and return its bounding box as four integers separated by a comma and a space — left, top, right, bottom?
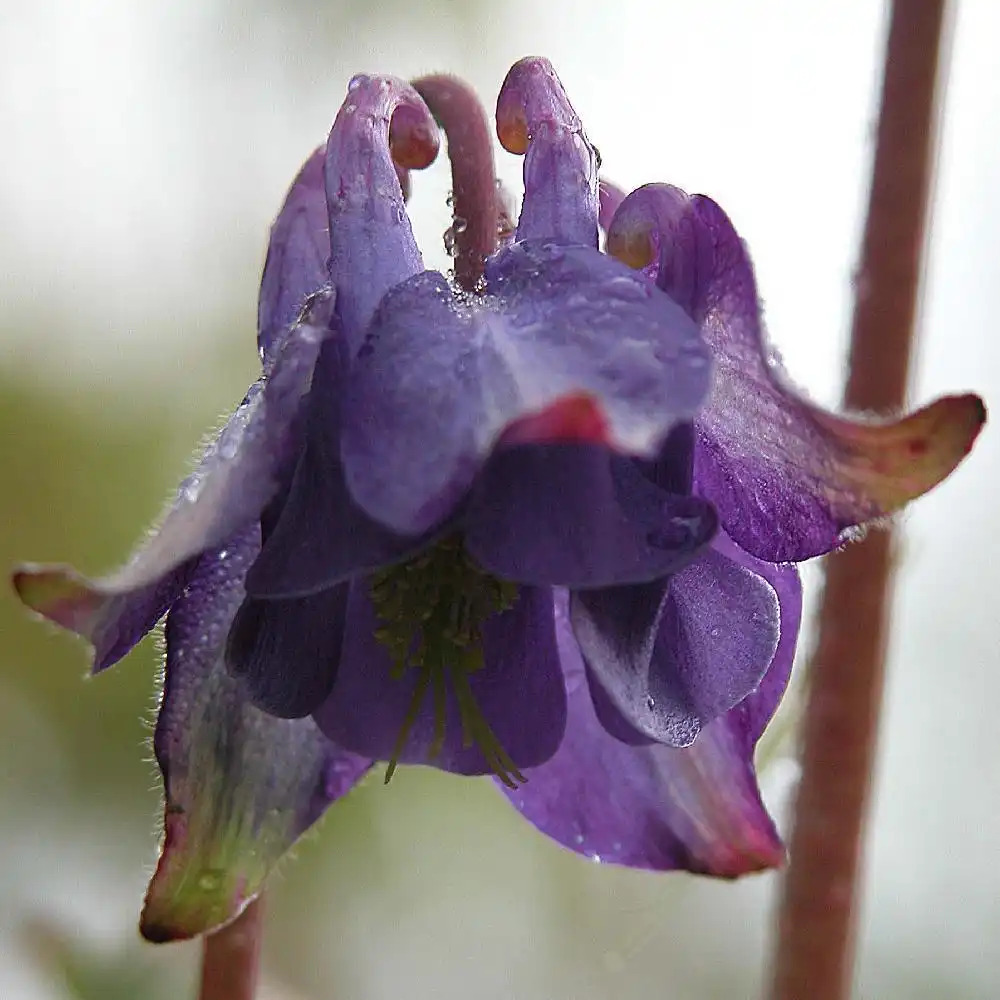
198, 897, 265, 1000
768, 3, 948, 1000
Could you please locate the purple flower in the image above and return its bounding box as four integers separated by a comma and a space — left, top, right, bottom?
13, 58, 984, 939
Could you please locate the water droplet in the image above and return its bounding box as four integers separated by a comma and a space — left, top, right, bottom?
197, 870, 223, 893
645, 695, 656, 710
574, 832, 585, 845
604, 276, 647, 301
219, 436, 240, 460
443, 228, 458, 257
452, 216, 467, 234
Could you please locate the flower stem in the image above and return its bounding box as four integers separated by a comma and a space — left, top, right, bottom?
197, 897, 265, 1000
411, 74, 500, 292
768, 3, 948, 999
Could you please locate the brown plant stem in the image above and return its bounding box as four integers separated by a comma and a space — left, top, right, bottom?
198, 897, 265, 1000
768, 3, 948, 999
412, 74, 500, 292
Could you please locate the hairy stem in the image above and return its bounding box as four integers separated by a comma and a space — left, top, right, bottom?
412, 74, 500, 292
768, 3, 948, 999
198, 897, 265, 1000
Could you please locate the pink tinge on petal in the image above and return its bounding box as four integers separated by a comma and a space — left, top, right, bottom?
653, 724, 786, 876
11, 565, 105, 638
809, 393, 986, 514
11, 558, 195, 673
499, 393, 610, 447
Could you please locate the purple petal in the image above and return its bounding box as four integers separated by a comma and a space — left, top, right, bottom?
465, 446, 716, 587
496, 57, 599, 246
141, 526, 370, 942
611, 186, 986, 560
257, 147, 329, 365
598, 178, 626, 235
314, 584, 566, 775
341, 241, 711, 535
710, 532, 802, 742
501, 572, 800, 875
324, 74, 439, 352
13, 298, 334, 669
605, 182, 705, 316
574, 537, 780, 748
245, 344, 437, 600
12, 557, 198, 674
224, 584, 348, 718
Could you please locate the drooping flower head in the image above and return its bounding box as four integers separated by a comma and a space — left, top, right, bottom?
13, 58, 984, 939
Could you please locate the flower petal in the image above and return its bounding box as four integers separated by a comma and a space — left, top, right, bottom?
314, 584, 566, 775
324, 74, 439, 352
341, 241, 710, 535
465, 445, 716, 587
12, 299, 335, 670
501, 571, 800, 875
613, 186, 986, 560
574, 536, 780, 748
141, 527, 370, 942
496, 56, 599, 246
257, 146, 329, 365
224, 584, 348, 718
245, 344, 437, 600
12, 557, 199, 674
598, 179, 626, 234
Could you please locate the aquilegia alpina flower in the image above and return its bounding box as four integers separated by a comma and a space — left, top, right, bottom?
13, 57, 984, 940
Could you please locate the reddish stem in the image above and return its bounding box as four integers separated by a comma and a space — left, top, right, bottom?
412, 74, 500, 292
198, 897, 265, 1000
768, 3, 948, 999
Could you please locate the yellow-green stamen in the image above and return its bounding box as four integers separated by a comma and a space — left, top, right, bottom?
369, 537, 523, 787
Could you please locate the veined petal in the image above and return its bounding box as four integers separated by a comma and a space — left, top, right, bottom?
324, 74, 439, 352
12, 297, 335, 670
314, 584, 565, 775
141, 527, 370, 942
574, 535, 780, 748
341, 242, 710, 535
225, 584, 348, 718
465, 446, 716, 588
501, 567, 800, 876
257, 146, 329, 366
612, 186, 985, 560
496, 57, 599, 246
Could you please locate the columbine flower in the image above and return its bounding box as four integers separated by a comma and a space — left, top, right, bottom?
13, 57, 983, 939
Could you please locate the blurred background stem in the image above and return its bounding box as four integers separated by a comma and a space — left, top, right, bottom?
198, 897, 265, 1000
768, 2, 948, 998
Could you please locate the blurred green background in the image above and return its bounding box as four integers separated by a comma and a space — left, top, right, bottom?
2, 1, 998, 997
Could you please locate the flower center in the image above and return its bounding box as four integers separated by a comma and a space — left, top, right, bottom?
369, 537, 524, 787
